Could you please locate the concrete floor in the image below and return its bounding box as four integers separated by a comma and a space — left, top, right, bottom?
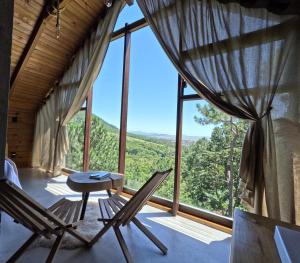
0, 169, 231, 263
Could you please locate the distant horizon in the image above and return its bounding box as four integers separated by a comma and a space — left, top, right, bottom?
90, 111, 209, 139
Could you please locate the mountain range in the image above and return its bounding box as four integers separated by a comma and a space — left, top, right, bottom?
74, 112, 201, 145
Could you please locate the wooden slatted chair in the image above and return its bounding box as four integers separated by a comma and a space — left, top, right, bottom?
89, 168, 173, 263
0, 179, 90, 263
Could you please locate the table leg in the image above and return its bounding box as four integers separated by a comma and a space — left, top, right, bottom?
107, 189, 112, 197
80, 192, 90, 220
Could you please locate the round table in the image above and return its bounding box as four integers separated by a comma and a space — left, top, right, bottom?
67, 171, 124, 220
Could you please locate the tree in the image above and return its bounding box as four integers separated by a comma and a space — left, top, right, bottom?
66, 112, 119, 172
181, 103, 248, 216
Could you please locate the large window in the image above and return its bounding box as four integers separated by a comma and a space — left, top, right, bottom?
124, 27, 177, 200
89, 38, 124, 173
179, 88, 248, 217
66, 3, 249, 222
114, 4, 144, 30
65, 110, 86, 171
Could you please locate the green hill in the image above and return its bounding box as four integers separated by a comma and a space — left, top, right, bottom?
66, 111, 175, 198
66, 105, 248, 217
74, 111, 175, 146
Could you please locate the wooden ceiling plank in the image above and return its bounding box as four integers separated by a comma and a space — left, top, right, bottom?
37, 36, 74, 53
15, 0, 44, 14
10, 0, 54, 97
14, 3, 41, 20
28, 56, 66, 70
21, 69, 57, 82
34, 41, 74, 59
33, 43, 70, 61
40, 32, 75, 50
13, 16, 37, 32
10, 0, 76, 98
30, 50, 67, 66
80, 0, 104, 13
12, 32, 31, 46
11, 39, 27, 49
73, 0, 101, 18
67, 2, 94, 22
47, 14, 87, 37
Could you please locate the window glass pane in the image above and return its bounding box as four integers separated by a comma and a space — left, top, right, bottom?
66, 110, 86, 171
115, 3, 144, 31
183, 85, 198, 96
89, 38, 123, 173
81, 100, 87, 108
180, 100, 249, 217
125, 27, 177, 200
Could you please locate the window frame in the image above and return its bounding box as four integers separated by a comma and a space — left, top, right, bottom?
73, 14, 233, 229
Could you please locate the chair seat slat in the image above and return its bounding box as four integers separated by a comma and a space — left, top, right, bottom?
98, 199, 110, 220
103, 199, 114, 219
113, 195, 127, 205
107, 199, 120, 214
48, 198, 67, 212
53, 200, 70, 220
73, 201, 83, 223
111, 196, 125, 211
65, 201, 78, 224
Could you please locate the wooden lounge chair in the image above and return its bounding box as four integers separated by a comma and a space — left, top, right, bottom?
0, 179, 89, 263
89, 168, 172, 263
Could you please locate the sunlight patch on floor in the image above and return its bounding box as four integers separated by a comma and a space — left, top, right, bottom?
148, 215, 230, 245
45, 181, 77, 197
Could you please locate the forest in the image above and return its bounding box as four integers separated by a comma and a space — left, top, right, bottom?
66, 103, 248, 217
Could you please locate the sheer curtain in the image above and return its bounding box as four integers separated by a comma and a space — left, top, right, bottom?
137, 0, 300, 222
32, 0, 124, 176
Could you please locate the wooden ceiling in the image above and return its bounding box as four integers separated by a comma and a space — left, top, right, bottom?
8, 0, 108, 167
10, 0, 107, 108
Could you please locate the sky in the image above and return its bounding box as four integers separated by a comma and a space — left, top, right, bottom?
92, 4, 214, 137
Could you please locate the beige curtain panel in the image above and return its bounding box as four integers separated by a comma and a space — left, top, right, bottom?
32, 0, 124, 176
138, 0, 300, 223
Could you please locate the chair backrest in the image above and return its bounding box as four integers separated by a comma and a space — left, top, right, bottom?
0, 179, 65, 238
116, 168, 172, 226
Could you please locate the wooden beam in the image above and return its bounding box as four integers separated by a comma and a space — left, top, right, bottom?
172, 75, 184, 215
0, 0, 14, 178
181, 94, 202, 101
112, 18, 147, 41
83, 90, 93, 172
118, 28, 131, 175
9, 0, 75, 98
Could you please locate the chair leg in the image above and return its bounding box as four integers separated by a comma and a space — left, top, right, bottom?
113, 226, 133, 263
67, 228, 89, 245
46, 232, 65, 263
7, 233, 39, 263
132, 218, 168, 255
89, 220, 114, 247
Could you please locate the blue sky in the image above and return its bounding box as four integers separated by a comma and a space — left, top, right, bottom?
92, 4, 214, 137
